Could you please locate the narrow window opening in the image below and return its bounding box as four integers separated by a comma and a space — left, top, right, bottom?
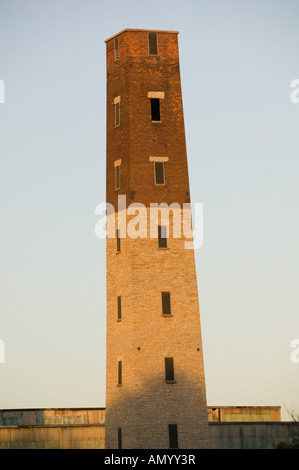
154, 161, 165, 185
114, 37, 119, 61
158, 225, 167, 248
151, 98, 160, 121
115, 164, 121, 190
162, 292, 171, 316
117, 296, 122, 320
148, 32, 158, 55
118, 428, 122, 449
168, 424, 179, 449
116, 229, 121, 253
118, 360, 122, 386
115, 102, 120, 127
165, 357, 174, 382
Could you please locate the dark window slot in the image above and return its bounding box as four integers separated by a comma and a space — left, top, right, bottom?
115, 165, 121, 190
117, 296, 122, 320
116, 229, 121, 252
162, 292, 171, 315
165, 357, 174, 381
151, 98, 160, 121
148, 32, 158, 55
168, 424, 178, 449
115, 102, 120, 126
114, 37, 119, 60
155, 161, 164, 185
158, 225, 167, 248
118, 360, 122, 385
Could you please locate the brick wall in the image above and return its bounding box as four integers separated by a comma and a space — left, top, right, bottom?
106, 30, 191, 210
105, 29, 210, 449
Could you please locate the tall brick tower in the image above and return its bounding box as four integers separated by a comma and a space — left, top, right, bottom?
104, 29, 210, 449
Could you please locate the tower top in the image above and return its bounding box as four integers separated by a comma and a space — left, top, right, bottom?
104, 28, 179, 43
105, 28, 180, 68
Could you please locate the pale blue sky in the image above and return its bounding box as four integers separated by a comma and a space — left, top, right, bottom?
0, 0, 298, 420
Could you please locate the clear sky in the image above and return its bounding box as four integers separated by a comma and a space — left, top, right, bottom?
0, 0, 298, 421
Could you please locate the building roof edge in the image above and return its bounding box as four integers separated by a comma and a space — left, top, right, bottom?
104, 28, 179, 43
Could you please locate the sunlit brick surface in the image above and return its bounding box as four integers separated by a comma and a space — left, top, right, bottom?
105, 29, 210, 449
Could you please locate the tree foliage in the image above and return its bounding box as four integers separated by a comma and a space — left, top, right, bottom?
274, 405, 299, 449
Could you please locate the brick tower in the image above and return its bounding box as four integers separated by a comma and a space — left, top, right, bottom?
105, 29, 210, 449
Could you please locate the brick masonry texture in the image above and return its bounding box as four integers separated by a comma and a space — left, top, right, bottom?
106, 30, 191, 210
105, 29, 210, 449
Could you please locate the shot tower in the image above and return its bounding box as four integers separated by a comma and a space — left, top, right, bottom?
105, 29, 209, 449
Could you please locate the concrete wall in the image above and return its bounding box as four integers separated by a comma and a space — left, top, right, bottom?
0, 425, 105, 449
207, 406, 281, 423
1, 421, 297, 449
0, 409, 105, 449
0, 408, 105, 426
209, 422, 298, 449
0, 408, 296, 449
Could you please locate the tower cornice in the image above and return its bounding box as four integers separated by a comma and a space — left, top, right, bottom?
105, 28, 179, 44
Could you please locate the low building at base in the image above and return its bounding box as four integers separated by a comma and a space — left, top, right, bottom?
0, 406, 296, 449
207, 406, 281, 422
